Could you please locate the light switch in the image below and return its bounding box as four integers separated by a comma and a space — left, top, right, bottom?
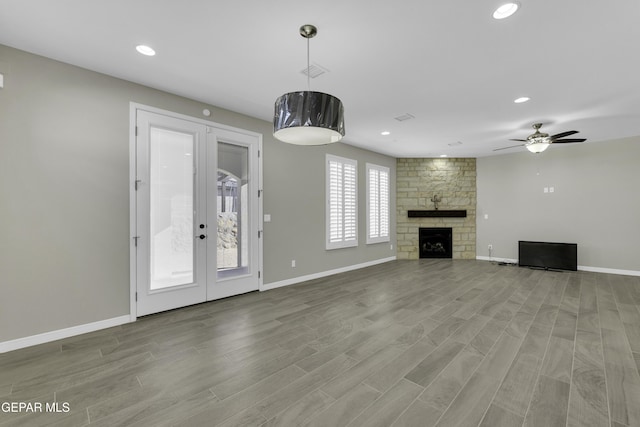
549, 187, 554, 193
0, 73, 4, 89
263, 214, 271, 222
544, 187, 549, 193
484, 214, 489, 219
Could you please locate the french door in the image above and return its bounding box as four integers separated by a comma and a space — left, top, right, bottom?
132, 107, 261, 316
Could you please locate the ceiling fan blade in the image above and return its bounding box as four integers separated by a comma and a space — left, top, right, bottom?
552, 138, 587, 144
493, 144, 524, 151
550, 130, 578, 140
509, 139, 527, 142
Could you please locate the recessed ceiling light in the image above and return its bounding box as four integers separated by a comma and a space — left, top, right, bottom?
493, 3, 519, 19
440, 154, 448, 158
136, 45, 156, 56
514, 96, 530, 103
381, 131, 391, 136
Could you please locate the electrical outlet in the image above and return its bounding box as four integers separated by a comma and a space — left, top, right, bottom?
488, 244, 493, 250
291, 260, 296, 268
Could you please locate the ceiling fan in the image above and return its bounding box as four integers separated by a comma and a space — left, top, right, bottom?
494, 123, 587, 153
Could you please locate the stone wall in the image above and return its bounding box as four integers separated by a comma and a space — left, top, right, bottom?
397, 158, 476, 259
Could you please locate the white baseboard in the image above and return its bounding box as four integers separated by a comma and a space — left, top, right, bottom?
577, 266, 640, 277
0, 315, 132, 354
261, 256, 397, 292
476, 256, 640, 277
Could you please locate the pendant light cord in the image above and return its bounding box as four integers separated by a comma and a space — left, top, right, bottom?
306, 36, 311, 91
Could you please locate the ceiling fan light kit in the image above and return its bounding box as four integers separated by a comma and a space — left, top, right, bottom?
526, 140, 550, 153
273, 24, 345, 146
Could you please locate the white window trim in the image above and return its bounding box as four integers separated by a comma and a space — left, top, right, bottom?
366, 163, 390, 244
326, 154, 358, 250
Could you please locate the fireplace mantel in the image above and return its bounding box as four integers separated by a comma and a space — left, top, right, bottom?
408, 210, 467, 218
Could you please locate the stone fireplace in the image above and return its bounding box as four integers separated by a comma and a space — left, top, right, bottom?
396, 158, 476, 260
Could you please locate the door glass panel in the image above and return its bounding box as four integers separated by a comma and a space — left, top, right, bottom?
149, 127, 195, 290
217, 142, 250, 278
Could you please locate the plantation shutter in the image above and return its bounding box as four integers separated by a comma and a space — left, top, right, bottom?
326, 155, 358, 249
369, 168, 379, 238
366, 164, 390, 244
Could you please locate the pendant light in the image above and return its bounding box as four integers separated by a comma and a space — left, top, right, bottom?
273, 24, 345, 145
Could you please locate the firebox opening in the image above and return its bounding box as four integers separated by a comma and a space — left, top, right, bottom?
419, 227, 453, 259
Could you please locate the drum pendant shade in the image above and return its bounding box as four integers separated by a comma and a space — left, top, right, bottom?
273, 91, 345, 145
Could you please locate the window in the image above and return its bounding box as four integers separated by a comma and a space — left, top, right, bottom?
326, 154, 358, 249
366, 163, 390, 244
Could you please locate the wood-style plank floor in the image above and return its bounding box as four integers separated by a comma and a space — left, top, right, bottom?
2, 260, 640, 426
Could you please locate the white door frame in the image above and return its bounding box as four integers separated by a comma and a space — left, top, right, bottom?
129, 103, 263, 319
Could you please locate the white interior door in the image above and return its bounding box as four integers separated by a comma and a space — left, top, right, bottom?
133, 107, 261, 317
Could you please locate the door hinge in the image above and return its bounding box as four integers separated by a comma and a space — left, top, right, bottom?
258, 189, 262, 197
135, 126, 138, 137
135, 180, 142, 190
135, 292, 138, 301
133, 236, 140, 246
258, 150, 261, 158
258, 230, 262, 238
258, 271, 261, 279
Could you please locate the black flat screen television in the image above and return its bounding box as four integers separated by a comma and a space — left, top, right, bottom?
518, 241, 577, 271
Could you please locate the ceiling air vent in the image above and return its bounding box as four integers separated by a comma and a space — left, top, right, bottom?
300, 64, 328, 78
394, 113, 415, 122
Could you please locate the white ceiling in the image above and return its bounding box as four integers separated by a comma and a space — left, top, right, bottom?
1, 0, 639, 157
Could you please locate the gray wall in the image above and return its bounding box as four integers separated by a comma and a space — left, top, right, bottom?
264, 143, 396, 284
0, 44, 396, 343
477, 137, 640, 272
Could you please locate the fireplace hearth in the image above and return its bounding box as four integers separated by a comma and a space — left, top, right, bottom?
419, 227, 453, 258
